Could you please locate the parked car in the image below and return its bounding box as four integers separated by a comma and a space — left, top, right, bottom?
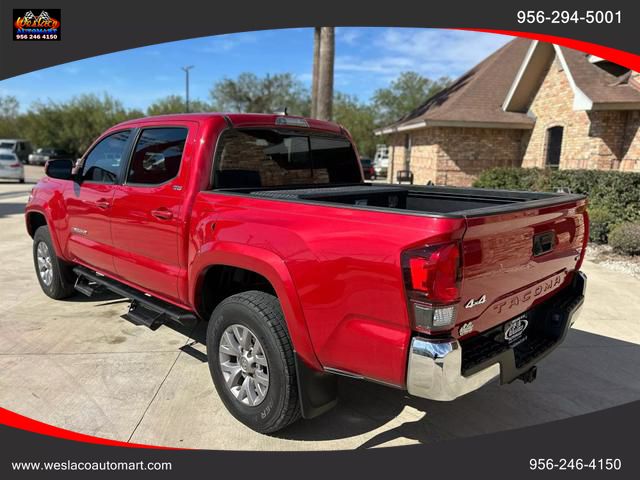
0, 139, 32, 164
0, 150, 25, 183
360, 157, 375, 180
25, 113, 588, 434
373, 144, 389, 179
28, 148, 73, 166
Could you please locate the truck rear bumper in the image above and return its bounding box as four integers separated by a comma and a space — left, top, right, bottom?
407, 271, 586, 401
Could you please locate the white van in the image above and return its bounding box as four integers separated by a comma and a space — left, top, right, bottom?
373, 144, 390, 179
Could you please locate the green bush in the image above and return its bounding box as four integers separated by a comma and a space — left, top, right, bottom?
474, 168, 640, 244
609, 223, 640, 255
588, 208, 617, 244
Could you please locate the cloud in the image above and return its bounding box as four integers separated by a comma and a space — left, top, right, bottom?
336, 29, 512, 77
63, 65, 81, 75
297, 72, 313, 84
142, 48, 162, 57
337, 27, 362, 46
196, 32, 260, 53
382, 29, 509, 60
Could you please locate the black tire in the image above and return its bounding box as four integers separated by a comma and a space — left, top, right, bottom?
206, 291, 301, 433
33, 226, 76, 299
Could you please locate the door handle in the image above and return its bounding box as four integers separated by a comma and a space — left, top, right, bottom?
151, 208, 173, 220
95, 199, 110, 209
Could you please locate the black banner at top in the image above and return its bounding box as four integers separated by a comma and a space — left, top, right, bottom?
0, 0, 638, 79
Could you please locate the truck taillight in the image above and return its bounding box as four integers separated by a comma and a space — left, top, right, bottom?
402, 242, 462, 333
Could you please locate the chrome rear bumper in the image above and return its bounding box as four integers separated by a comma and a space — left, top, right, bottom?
407, 271, 587, 401
407, 338, 500, 401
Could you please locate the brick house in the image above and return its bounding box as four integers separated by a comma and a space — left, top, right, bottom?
375, 38, 640, 186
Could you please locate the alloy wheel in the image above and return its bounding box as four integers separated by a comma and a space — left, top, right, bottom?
218, 324, 269, 406
36, 242, 53, 286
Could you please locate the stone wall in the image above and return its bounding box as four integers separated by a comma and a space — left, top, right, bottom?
620, 110, 640, 172
521, 56, 629, 170
432, 127, 524, 186
387, 127, 523, 186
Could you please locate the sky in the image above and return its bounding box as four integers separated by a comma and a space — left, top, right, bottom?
0, 28, 513, 112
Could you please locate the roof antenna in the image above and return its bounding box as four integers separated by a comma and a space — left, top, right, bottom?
274, 107, 288, 116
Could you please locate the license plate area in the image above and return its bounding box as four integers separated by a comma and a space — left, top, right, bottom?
500, 313, 529, 346
461, 273, 583, 379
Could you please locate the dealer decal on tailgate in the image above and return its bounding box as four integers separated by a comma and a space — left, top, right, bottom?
492, 272, 566, 315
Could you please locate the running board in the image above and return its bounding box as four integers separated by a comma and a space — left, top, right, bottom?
123, 300, 167, 330
72, 266, 197, 328
74, 275, 99, 297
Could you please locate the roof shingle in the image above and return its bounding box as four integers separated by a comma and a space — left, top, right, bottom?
382, 38, 534, 130
380, 38, 640, 133
560, 47, 640, 105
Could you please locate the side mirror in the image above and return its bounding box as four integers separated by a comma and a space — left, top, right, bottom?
45, 158, 75, 180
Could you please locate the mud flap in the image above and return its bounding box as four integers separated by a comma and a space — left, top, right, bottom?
294, 353, 337, 419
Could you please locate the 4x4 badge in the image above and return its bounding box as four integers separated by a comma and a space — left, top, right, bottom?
465, 294, 486, 309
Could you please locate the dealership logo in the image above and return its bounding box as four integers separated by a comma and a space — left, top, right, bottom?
13, 9, 61, 41
504, 316, 528, 343
458, 321, 474, 337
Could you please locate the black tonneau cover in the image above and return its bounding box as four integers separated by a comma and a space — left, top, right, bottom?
243, 183, 585, 218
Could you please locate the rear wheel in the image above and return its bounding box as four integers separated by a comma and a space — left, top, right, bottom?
33, 226, 76, 299
206, 290, 301, 433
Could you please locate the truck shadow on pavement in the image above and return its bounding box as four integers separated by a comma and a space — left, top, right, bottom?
170, 320, 640, 447
271, 329, 640, 447
58, 299, 640, 449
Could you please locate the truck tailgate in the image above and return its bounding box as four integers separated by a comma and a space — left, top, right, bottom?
456, 198, 588, 338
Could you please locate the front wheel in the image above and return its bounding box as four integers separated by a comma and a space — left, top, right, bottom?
206, 291, 301, 433
32, 226, 76, 299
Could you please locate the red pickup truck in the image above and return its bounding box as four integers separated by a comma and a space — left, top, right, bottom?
25, 113, 588, 433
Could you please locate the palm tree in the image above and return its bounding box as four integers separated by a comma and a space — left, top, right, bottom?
311, 27, 334, 121
311, 27, 321, 118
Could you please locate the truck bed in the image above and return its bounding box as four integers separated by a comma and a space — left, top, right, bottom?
238, 184, 585, 217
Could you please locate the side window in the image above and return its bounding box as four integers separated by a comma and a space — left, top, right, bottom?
81, 130, 131, 184
126, 127, 188, 185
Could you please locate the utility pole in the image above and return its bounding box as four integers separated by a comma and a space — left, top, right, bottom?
181, 65, 194, 113
316, 27, 334, 121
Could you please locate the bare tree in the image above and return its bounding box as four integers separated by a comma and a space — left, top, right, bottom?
311, 27, 321, 118
316, 27, 335, 121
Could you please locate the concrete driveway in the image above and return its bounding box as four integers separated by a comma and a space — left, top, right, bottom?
1, 166, 639, 450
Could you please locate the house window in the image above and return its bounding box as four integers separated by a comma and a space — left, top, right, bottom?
403, 134, 412, 170
545, 126, 563, 169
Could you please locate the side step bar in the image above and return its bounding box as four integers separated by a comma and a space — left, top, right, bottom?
73, 266, 197, 329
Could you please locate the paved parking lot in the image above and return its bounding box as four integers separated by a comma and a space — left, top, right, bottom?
1, 165, 639, 450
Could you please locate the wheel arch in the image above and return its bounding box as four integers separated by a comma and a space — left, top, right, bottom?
25, 210, 48, 238
25, 208, 65, 259
190, 242, 322, 371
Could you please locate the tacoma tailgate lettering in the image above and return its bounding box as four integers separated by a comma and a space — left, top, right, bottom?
492, 272, 565, 315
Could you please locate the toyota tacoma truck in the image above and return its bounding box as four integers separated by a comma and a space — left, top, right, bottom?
25, 113, 588, 433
